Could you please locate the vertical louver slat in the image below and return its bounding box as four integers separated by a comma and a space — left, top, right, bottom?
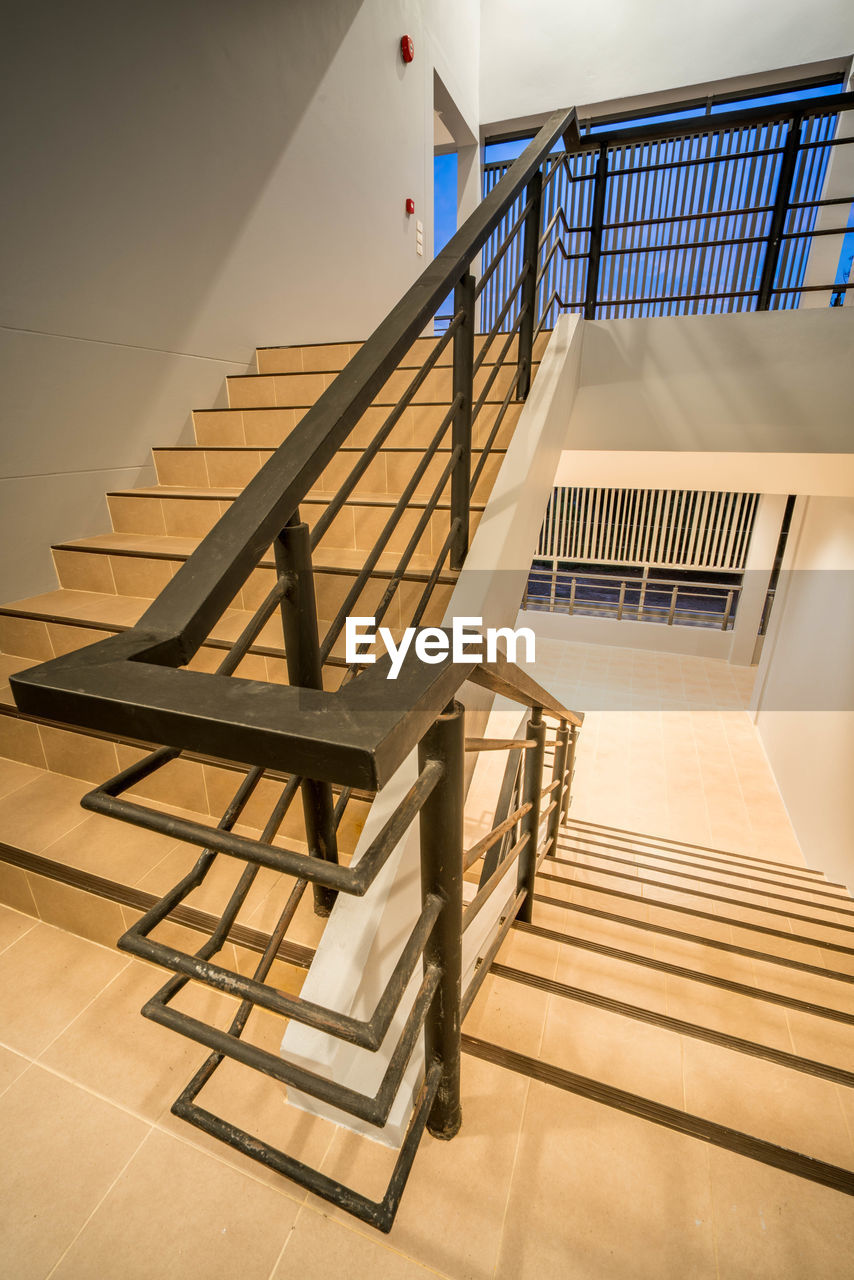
536, 486, 760, 570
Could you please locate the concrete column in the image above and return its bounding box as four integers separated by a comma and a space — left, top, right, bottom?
729, 493, 788, 666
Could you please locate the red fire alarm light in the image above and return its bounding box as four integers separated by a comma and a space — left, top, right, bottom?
405, 198, 415, 215
400, 34, 414, 63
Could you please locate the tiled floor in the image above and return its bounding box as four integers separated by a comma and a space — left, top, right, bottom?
1, 641, 854, 1277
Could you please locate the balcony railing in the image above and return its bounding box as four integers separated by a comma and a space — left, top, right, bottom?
523, 565, 740, 632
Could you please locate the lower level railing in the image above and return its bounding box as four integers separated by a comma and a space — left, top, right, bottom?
523, 564, 740, 631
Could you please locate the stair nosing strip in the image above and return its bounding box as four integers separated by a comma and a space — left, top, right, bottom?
49, 544, 458, 583
557, 832, 836, 888
542, 861, 854, 928
563, 818, 823, 876
536, 875, 854, 956
107, 490, 487, 511
532, 894, 854, 984
0, 839, 314, 969
490, 961, 854, 1089
554, 840, 852, 903
512, 920, 854, 1025
153, 444, 508, 455
461, 1035, 854, 1198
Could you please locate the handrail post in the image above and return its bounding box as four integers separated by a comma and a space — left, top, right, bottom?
517, 167, 544, 400
275, 515, 339, 916
722, 590, 734, 631
562, 724, 579, 823
584, 142, 608, 320
516, 705, 546, 923
417, 700, 464, 1140
547, 719, 570, 856
451, 272, 476, 570
757, 114, 802, 311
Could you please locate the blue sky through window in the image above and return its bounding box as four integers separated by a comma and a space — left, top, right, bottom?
434, 151, 458, 329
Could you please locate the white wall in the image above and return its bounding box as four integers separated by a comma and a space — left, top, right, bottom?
480, 0, 853, 126
0, 0, 480, 599
565, 308, 854, 457
753, 496, 854, 885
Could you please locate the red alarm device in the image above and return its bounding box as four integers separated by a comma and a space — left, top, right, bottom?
400, 35, 414, 63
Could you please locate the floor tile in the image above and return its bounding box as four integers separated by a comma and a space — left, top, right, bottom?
708, 1145, 854, 1279
310, 1055, 529, 1280
539, 991, 684, 1108
0, 758, 44, 801
0, 903, 38, 954
272, 1206, 447, 1280
0, 1065, 148, 1280
41, 959, 228, 1121
0, 922, 128, 1056
495, 1079, 717, 1280
0, 772, 89, 852
0, 1044, 30, 1096
51, 1127, 299, 1280
682, 1038, 854, 1169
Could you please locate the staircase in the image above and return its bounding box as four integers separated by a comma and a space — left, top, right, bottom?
0, 331, 542, 953
466, 815, 854, 1208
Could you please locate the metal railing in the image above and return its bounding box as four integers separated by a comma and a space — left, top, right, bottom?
523, 565, 740, 631
480, 91, 854, 331
11, 107, 583, 1232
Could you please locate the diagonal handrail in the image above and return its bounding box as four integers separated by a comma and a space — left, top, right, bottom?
11, 107, 579, 788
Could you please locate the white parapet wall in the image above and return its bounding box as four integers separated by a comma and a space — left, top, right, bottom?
280, 314, 583, 1145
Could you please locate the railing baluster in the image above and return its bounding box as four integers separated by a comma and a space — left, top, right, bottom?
275, 514, 339, 916
516, 705, 546, 924
451, 273, 476, 570
547, 719, 570, 856
417, 700, 465, 1139
516, 168, 544, 399
667, 585, 679, 625
757, 115, 802, 311
562, 724, 579, 823
584, 142, 608, 319
722, 589, 734, 631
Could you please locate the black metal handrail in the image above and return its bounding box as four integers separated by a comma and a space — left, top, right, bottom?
12, 105, 578, 792
10, 103, 584, 1233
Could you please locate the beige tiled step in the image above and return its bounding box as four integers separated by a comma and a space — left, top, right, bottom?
51, 533, 457, 604
227, 360, 539, 410
465, 943, 854, 1174
534, 864, 854, 972
528, 886, 854, 1015
152, 443, 505, 501
557, 831, 853, 900
254, 330, 551, 374
50, 537, 458, 622
192, 399, 523, 450
0, 580, 451, 678
560, 824, 826, 882
545, 853, 854, 931
0, 676, 370, 848
105, 486, 483, 558
0, 758, 334, 963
